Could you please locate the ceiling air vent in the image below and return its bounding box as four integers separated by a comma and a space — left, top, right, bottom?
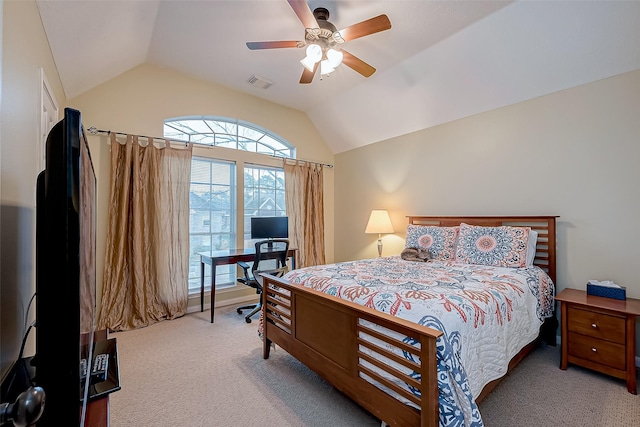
247, 75, 273, 90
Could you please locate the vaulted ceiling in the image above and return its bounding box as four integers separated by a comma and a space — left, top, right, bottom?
37, 1, 640, 154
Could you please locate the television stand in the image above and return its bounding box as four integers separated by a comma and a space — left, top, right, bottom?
0, 363, 110, 426
83, 329, 116, 426
84, 395, 109, 427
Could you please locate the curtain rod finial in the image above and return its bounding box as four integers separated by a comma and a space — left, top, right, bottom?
87, 126, 110, 136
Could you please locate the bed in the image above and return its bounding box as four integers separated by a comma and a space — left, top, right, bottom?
259, 216, 558, 427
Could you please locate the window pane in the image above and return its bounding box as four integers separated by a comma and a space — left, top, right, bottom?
164, 124, 190, 141
238, 138, 256, 153
191, 159, 211, 182
183, 120, 213, 134
170, 120, 199, 134
210, 186, 231, 210
210, 211, 232, 233
190, 209, 211, 233
206, 120, 236, 135
165, 117, 293, 158
244, 165, 286, 246
244, 188, 259, 212
275, 189, 286, 211
261, 134, 288, 151
187, 157, 236, 293
192, 134, 215, 145
239, 126, 264, 141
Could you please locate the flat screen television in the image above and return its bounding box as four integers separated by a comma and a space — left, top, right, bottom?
250, 216, 289, 240
34, 107, 99, 425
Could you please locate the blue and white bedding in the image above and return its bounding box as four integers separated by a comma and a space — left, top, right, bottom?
282, 256, 555, 427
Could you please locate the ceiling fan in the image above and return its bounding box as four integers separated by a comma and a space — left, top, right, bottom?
246, 0, 391, 84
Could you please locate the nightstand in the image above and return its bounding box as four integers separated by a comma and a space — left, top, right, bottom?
556, 288, 640, 394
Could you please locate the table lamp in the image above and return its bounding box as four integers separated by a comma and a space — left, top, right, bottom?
365, 209, 394, 257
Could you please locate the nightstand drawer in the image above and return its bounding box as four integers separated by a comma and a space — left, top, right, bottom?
568, 332, 626, 370
567, 306, 626, 344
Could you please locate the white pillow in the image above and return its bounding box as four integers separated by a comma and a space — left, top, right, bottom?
526, 230, 538, 267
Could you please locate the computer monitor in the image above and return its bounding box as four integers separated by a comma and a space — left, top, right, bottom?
250, 216, 289, 240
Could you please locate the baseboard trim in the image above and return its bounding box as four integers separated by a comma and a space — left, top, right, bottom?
186, 294, 258, 314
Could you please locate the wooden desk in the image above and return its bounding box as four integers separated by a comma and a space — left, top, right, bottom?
199, 248, 297, 323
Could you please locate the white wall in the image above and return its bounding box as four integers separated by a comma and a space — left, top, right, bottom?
1, 0, 65, 378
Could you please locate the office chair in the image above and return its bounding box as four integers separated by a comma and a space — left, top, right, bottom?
236, 238, 290, 323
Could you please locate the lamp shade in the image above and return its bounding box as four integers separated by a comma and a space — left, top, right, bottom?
301, 44, 322, 71
326, 48, 343, 68
365, 210, 394, 234
320, 59, 335, 75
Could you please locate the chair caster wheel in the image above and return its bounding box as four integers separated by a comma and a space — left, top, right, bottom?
245, 318, 252, 324
237, 308, 242, 314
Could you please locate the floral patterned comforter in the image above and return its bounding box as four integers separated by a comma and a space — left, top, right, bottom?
282, 256, 555, 427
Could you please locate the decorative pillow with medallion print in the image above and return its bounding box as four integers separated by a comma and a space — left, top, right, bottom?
405, 225, 459, 261
455, 223, 530, 268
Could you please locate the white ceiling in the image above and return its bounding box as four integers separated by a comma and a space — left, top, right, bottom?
37, 1, 640, 154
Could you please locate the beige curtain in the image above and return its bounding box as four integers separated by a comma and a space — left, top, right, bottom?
284, 160, 325, 268
98, 134, 193, 331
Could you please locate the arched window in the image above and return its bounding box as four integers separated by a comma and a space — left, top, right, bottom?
164, 116, 295, 158
166, 116, 292, 295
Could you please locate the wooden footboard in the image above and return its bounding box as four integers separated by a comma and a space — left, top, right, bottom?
261, 274, 443, 427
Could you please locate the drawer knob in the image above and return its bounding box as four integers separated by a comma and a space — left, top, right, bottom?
592, 347, 597, 352
591, 323, 598, 329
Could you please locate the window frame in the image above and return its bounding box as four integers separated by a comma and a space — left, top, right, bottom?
164, 116, 296, 158
188, 157, 237, 293
243, 164, 287, 247
167, 116, 292, 296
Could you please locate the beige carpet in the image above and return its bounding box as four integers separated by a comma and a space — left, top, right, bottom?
109, 305, 640, 426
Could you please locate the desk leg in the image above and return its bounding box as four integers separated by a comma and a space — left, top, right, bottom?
210, 264, 217, 323
200, 259, 205, 312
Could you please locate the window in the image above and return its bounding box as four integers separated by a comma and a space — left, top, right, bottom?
188, 158, 235, 293
164, 116, 295, 158
244, 165, 286, 247
167, 117, 292, 295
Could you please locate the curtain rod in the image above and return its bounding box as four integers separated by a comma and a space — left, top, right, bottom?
280, 157, 334, 169
88, 126, 334, 168
86, 126, 191, 147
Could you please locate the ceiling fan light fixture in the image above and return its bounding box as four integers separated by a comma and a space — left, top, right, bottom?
301, 43, 322, 72
326, 48, 343, 68
300, 55, 317, 72
306, 44, 322, 61
247, 2, 391, 84
320, 59, 335, 75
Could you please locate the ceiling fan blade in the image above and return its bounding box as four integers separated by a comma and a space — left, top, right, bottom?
287, 0, 318, 29
335, 15, 391, 42
341, 50, 376, 78
299, 62, 319, 84
246, 41, 303, 50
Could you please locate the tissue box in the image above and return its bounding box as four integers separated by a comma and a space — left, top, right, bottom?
586, 283, 626, 300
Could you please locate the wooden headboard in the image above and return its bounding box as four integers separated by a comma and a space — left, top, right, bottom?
407, 215, 558, 284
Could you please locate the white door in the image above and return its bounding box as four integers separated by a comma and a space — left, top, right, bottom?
40, 67, 59, 172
